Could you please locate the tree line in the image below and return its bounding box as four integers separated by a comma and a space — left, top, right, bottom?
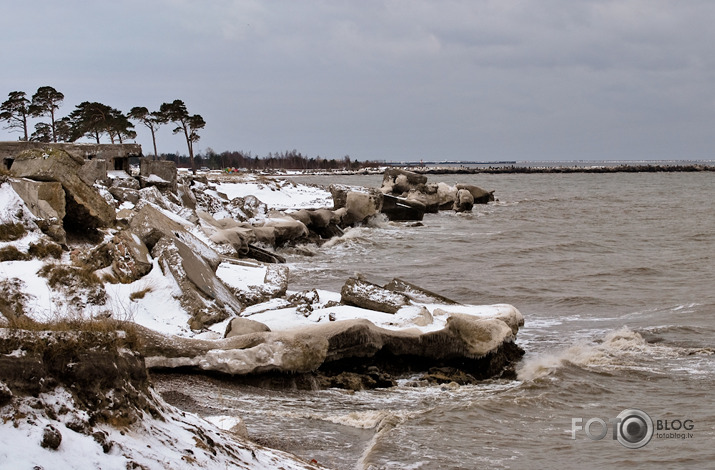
0, 86, 205, 173
176, 149, 381, 171
1, 86, 383, 172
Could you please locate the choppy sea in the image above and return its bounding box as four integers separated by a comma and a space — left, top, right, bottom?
155, 166, 715, 469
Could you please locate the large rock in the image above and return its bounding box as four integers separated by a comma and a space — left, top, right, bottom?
138, 313, 523, 382
104, 230, 153, 283
217, 260, 289, 306
10, 148, 116, 229
197, 210, 255, 257
140, 159, 178, 193
381, 194, 425, 221
384, 278, 460, 305
455, 184, 494, 204
341, 278, 411, 314
453, 189, 474, 212
224, 317, 271, 338
9, 178, 67, 243
436, 182, 458, 209
130, 203, 221, 270
381, 169, 428, 195
260, 216, 310, 246
405, 185, 441, 213
130, 204, 241, 328
345, 190, 383, 225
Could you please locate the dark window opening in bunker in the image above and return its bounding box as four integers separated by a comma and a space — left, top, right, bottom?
114, 157, 128, 171
3, 158, 13, 170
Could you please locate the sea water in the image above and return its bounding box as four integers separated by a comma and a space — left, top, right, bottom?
155, 169, 715, 469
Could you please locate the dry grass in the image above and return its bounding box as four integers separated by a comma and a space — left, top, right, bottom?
0, 246, 29, 262
129, 286, 153, 301
3, 311, 142, 350
28, 241, 63, 259
0, 223, 27, 242
38, 263, 101, 289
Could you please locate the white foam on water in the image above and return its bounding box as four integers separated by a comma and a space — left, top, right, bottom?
516, 326, 678, 381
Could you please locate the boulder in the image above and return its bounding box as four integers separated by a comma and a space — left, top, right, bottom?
104, 230, 153, 283
140, 159, 178, 193
436, 182, 458, 209
217, 260, 289, 306
79, 158, 109, 186
224, 317, 271, 338
138, 313, 523, 382
381, 194, 425, 221
381, 169, 428, 195
345, 190, 383, 225
111, 175, 141, 190
455, 184, 494, 204
10, 148, 116, 228
197, 211, 255, 257
261, 216, 309, 246
328, 184, 359, 210
10, 178, 67, 243
453, 189, 474, 212
405, 187, 441, 213
341, 277, 411, 314
288, 209, 312, 227
384, 278, 460, 305
152, 237, 240, 329
130, 204, 221, 270
308, 209, 336, 228
108, 186, 140, 205
130, 204, 241, 328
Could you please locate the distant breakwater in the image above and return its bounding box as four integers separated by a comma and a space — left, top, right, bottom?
401, 164, 715, 175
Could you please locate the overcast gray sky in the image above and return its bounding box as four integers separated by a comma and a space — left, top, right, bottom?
2, 0, 714, 161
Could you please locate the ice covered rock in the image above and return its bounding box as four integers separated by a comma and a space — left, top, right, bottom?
341, 277, 411, 314
224, 317, 271, 338
343, 190, 383, 225
455, 183, 494, 204
380, 194, 426, 221
453, 188, 474, 212
381, 168, 428, 195
384, 278, 460, 305
138, 311, 523, 384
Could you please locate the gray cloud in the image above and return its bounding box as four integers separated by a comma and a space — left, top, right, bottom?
2, 0, 714, 161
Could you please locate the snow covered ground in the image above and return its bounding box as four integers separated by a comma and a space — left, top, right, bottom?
215, 176, 333, 211
0, 386, 324, 470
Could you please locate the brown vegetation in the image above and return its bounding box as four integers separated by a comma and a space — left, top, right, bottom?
0, 222, 27, 241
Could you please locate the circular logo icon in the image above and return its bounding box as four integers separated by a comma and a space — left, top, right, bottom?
616, 409, 653, 449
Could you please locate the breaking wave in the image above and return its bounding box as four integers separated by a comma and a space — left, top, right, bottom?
516, 327, 679, 381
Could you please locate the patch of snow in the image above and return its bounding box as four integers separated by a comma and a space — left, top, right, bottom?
144, 174, 168, 183
0, 182, 36, 223
215, 263, 267, 291
103, 260, 192, 336
107, 170, 131, 179
215, 180, 332, 211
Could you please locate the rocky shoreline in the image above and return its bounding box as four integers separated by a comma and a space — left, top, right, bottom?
0, 143, 526, 468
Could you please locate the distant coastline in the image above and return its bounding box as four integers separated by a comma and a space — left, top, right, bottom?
245, 161, 715, 177
405, 163, 715, 174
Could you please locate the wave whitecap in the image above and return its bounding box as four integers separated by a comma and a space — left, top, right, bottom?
516, 327, 672, 381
